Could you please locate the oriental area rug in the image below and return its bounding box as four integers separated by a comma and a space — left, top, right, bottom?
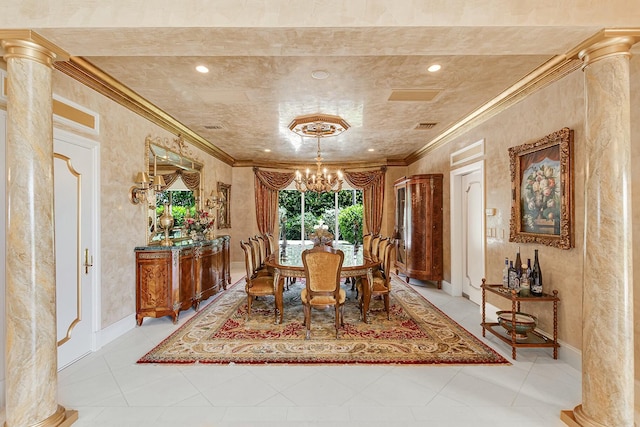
138, 274, 509, 365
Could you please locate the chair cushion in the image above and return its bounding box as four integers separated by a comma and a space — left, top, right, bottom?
301, 288, 346, 306
247, 276, 275, 296
371, 277, 390, 293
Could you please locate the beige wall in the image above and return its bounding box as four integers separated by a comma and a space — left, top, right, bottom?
230, 167, 260, 266
50, 70, 233, 327
405, 56, 639, 376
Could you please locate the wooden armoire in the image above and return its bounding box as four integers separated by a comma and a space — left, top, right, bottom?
394, 174, 444, 288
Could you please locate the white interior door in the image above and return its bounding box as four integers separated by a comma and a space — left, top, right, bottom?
462, 170, 483, 304
54, 132, 98, 370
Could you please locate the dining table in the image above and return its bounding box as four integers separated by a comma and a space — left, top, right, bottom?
264, 243, 380, 324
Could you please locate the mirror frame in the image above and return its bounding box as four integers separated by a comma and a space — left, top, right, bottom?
145, 135, 204, 245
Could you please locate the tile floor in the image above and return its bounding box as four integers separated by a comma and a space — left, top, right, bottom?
55, 267, 581, 427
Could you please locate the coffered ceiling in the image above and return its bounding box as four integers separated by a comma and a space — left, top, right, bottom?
3, 2, 637, 167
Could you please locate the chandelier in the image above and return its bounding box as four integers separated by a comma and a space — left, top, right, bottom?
289, 113, 349, 194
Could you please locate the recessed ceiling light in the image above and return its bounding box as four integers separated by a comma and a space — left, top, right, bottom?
427, 64, 441, 73
264, 149, 271, 152
368, 148, 375, 152
311, 69, 330, 80
196, 65, 209, 73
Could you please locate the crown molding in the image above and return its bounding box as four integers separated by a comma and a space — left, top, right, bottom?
233, 158, 399, 169
405, 28, 640, 164
53, 56, 235, 166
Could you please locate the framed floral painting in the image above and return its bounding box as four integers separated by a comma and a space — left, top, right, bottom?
509, 127, 574, 249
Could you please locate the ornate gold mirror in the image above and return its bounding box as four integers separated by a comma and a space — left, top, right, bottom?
145, 135, 204, 245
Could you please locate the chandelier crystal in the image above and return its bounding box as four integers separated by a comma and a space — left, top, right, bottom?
294, 136, 343, 193
289, 113, 349, 194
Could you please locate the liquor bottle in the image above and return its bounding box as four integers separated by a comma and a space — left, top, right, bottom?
519, 263, 530, 296
531, 249, 543, 296
508, 261, 519, 290
502, 258, 509, 288
514, 247, 522, 280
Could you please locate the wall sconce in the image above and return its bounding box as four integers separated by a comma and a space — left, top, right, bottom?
129, 172, 150, 205
151, 174, 165, 192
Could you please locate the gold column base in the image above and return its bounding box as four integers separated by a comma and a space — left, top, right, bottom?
4, 406, 78, 427
561, 409, 582, 427
562, 405, 611, 427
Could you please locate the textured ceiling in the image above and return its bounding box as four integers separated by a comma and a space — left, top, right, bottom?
16, 15, 626, 165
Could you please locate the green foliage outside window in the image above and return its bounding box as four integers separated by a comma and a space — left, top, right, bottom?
278, 189, 363, 242
338, 204, 363, 244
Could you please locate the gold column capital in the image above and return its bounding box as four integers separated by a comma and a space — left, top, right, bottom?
578, 31, 639, 69
0, 29, 69, 68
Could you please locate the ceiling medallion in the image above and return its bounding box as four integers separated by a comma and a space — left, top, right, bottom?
289, 113, 350, 194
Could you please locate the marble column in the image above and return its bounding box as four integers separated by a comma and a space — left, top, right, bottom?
567, 36, 637, 427
1, 33, 77, 426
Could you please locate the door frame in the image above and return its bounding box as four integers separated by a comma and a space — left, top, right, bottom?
53, 128, 101, 357
450, 159, 485, 298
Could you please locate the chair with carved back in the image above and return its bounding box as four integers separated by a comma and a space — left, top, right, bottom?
358, 239, 395, 320
370, 235, 382, 263
300, 244, 345, 339
240, 240, 277, 322
256, 234, 268, 265
242, 239, 271, 278
362, 233, 373, 260
249, 237, 267, 274
264, 233, 275, 257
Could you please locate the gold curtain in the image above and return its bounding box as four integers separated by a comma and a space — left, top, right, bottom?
158, 170, 200, 192
253, 168, 295, 234
344, 167, 386, 235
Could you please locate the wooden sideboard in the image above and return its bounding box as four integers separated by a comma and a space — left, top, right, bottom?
394, 174, 444, 288
135, 235, 230, 325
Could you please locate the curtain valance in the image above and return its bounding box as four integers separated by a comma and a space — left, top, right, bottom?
344, 168, 386, 235
158, 170, 201, 192
253, 168, 295, 234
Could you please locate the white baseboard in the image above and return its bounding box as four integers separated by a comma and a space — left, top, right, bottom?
439, 280, 455, 296
96, 313, 136, 349
484, 302, 582, 372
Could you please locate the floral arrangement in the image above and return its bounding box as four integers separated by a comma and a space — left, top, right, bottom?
184, 210, 215, 239
309, 219, 333, 245
522, 163, 561, 230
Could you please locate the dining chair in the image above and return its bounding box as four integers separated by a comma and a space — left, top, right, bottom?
370, 235, 382, 262
240, 240, 277, 322
358, 240, 395, 320
249, 237, 266, 273
300, 244, 345, 339
362, 233, 374, 259
264, 233, 275, 257
241, 239, 271, 278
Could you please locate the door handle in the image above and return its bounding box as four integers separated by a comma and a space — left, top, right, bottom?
84, 248, 94, 275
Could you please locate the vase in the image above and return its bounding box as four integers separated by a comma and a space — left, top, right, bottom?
159, 203, 174, 246
191, 231, 205, 241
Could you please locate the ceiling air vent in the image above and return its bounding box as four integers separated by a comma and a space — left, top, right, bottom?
204, 124, 224, 130
414, 122, 438, 130
388, 89, 441, 102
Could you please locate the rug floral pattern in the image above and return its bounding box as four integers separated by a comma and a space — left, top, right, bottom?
138, 275, 509, 365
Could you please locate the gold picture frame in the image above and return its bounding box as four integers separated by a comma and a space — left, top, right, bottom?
509, 127, 574, 249
217, 182, 231, 229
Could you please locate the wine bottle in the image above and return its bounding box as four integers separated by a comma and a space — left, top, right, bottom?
514, 247, 522, 280
502, 258, 509, 288
531, 249, 543, 296
508, 261, 519, 290
519, 263, 530, 296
